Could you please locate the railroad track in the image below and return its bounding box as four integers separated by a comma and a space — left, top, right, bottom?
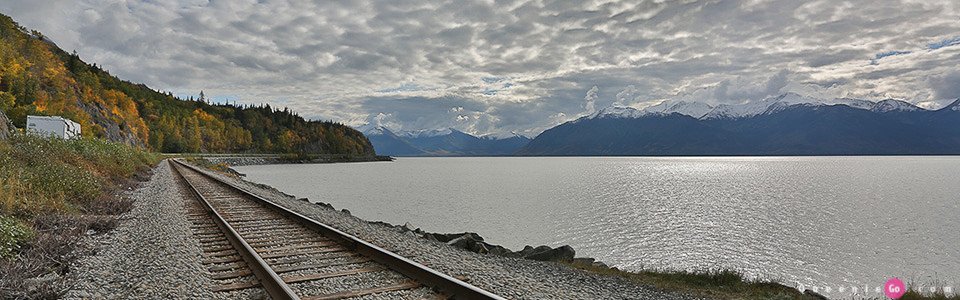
170, 159, 503, 300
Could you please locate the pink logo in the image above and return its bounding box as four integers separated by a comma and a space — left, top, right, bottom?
885, 277, 906, 299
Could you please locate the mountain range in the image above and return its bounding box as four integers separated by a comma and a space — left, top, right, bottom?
518, 93, 960, 156
358, 125, 530, 156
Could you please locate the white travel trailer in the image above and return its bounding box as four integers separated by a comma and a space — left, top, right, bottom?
26, 115, 81, 139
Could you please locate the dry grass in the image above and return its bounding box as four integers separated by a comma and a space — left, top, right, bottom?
0, 133, 160, 298
564, 260, 820, 300
902, 287, 960, 300
564, 261, 960, 300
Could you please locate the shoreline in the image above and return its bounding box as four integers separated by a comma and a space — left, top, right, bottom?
175, 154, 393, 167
208, 157, 828, 300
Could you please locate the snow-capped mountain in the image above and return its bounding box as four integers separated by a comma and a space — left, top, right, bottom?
833, 98, 876, 110
358, 125, 425, 156
592, 105, 648, 119
520, 97, 960, 156
480, 131, 531, 140
702, 99, 778, 120
356, 123, 387, 135
591, 93, 929, 121
939, 98, 960, 112
870, 99, 921, 113
700, 93, 822, 119
644, 101, 714, 118
519, 95, 960, 156
356, 126, 530, 156
398, 128, 454, 138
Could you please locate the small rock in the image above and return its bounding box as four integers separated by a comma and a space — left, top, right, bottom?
24, 272, 60, 293
432, 232, 484, 243
340, 209, 351, 215
572, 257, 595, 265
470, 241, 490, 254
422, 233, 439, 242
486, 244, 512, 256
446, 234, 481, 250
368, 221, 392, 227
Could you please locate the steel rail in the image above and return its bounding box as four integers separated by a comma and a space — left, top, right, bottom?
170, 160, 301, 300
171, 159, 504, 300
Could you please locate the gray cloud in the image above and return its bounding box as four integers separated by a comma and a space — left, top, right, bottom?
1, 0, 959, 136
583, 86, 599, 116
929, 71, 960, 100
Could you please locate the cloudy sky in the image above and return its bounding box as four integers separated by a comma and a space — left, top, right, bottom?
2, 0, 960, 137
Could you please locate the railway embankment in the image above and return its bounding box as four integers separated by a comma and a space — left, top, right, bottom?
62, 160, 705, 299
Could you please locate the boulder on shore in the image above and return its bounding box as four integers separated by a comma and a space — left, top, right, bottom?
524, 245, 576, 262
387, 225, 597, 265
429, 232, 484, 243
446, 233, 483, 249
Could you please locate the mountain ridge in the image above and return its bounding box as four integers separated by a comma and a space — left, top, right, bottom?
359, 125, 531, 156
592, 93, 928, 122
521, 97, 960, 156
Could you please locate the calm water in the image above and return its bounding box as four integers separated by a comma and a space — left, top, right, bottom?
235, 157, 960, 297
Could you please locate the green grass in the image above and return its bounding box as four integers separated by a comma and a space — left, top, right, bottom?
0, 133, 160, 298
0, 215, 33, 259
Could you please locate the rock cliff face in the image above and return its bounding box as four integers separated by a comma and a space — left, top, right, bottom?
0, 109, 12, 139
75, 100, 143, 147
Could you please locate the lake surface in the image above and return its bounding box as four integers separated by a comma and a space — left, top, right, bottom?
235, 157, 960, 298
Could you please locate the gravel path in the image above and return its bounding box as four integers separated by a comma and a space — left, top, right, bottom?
61, 160, 706, 299
63, 162, 215, 299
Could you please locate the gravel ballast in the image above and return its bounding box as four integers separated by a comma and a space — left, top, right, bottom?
62, 160, 705, 299
63, 162, 214, 299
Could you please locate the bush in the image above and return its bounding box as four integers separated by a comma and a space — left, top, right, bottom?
0, 215, 34, 259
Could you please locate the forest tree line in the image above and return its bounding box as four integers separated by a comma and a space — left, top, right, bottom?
0, 14, 374, 156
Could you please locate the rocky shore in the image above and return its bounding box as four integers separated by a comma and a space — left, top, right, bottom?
365, 220, 603, 268
204, 155, 392, 166
203, 156, 282, 166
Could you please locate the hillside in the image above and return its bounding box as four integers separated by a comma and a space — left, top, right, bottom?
519, 98, 960, 156
0, 14, 373, 156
